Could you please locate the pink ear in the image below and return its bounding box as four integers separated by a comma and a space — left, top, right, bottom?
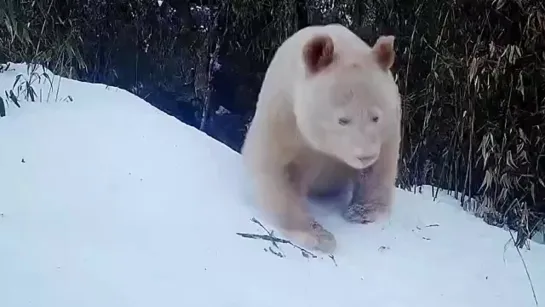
302, 35, 335, 74
372, 35, 395, 70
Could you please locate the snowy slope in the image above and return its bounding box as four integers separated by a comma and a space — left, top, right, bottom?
0, 63, 543, 307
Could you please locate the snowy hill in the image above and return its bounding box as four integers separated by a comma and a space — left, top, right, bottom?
0, 63, 543, 307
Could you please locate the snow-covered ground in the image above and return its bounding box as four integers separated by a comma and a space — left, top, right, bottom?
0, 63, 543, 307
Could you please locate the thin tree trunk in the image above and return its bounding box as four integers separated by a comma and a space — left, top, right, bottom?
198, 3, 229, 131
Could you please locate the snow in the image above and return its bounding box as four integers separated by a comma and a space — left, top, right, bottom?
0, 62, 544, 307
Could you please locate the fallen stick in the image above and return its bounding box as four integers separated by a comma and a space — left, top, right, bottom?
237, 217, 319, 259
236, 232, 291, 244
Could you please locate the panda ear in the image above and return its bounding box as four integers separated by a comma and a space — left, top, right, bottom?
302, 34, 335, 75
372, 35, 395, 71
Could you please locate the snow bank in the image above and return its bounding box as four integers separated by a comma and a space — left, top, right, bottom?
0, 63, 543, 307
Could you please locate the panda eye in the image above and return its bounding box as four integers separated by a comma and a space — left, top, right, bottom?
338, 117, 351, 126
371, 115, 379, 123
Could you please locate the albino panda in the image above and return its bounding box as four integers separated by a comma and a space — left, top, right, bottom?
241, 24, 402, 253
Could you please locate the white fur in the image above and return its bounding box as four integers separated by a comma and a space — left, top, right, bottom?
242, 24, 402, 253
